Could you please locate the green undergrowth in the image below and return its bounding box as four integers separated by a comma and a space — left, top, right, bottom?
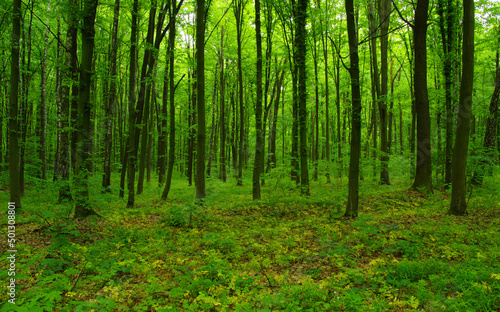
1, 170, 499, 311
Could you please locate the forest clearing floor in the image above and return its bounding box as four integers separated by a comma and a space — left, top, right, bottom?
1, 169, 500, 311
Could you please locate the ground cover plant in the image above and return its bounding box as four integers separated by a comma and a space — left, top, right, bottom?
1, 164, 499, 311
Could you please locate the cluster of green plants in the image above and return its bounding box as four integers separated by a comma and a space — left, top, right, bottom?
1, 168, 499, 311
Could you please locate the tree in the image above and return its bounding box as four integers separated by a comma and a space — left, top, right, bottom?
449, 0, 474, 215
9, 0, 22, 210
437, 0, 458, 187
102, 0, 120, 192
472, 33, 499, 185
412, 0, 432, 193
252, 0, 264, 200
378, 0, 391, 185
296, 0, 310, 196
74, 0, 99, 218
195, 0, 206, 202
234, 0, 245, 186
219, 27, 227, 182
162, 0, 178, 200
344, 0, 361, 217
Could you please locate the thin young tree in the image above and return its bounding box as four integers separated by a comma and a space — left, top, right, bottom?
252, 0, 264, 200
102, 0, 120, 192
449, 0, 474, 215
195, 0, 206, 202
344, 0, 361, 217
162, 0, 178, 199
234, 0, 245, 186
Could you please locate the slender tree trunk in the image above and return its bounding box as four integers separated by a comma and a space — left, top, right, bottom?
296, 0, 309, 195
74, 0, 99, 218
378, 0, 391, 185
412, 0, 433, 193
312, 27, 319, 182
102, 0, 120, 192
344, 0, 361, 218
449, 0, 474, 215
252, 0, 263, 199
54, 20, 62, 181
235, 0, 244, 186
321, 4, 330, 183
195, 0, 206, 203
9, 0, 22, 209
207, 64, 218, 177
158, 57, 168, 186
38, 25, 49, 180
126, 0, 139, 206
219, 27, 226, 182
162, 0, 177, 199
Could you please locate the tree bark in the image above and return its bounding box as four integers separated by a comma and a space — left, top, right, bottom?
74, 0, 99, 219
449, 0, 474, 215
412, 0, 432, 193
252, 0, 264, 199
219, 27, 227, 182
162, 0, 177, 199
296, 0, 309, 195
195, 0, 206, 203
9, 0, 22, 210
344, 0, 361, 218
102, 0, 120, 192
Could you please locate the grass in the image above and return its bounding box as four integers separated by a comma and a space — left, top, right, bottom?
0, 163, 499, 311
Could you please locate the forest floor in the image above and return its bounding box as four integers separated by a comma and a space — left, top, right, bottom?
1, 166, 500, 311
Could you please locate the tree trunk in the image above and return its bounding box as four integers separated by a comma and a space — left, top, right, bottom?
195, 0, 206, 203
252, 0, 263, 200
219, 27, 226, 182
102, 0, 120, 192
412, 0, 432, 193
471, 33, 499, 185
449, 0, 474, 215
296, 0, 309, 195
74, 0, 99, 219
312, 27, 319, 182
320, 3, 330, 183
235, 0, 244, 186
344, 0, 361, 218
162, 0, 177, 199
378, 0, 391, 185
126, 0, 139, 206
9, 0, 22, 209
38, 25, 49, 180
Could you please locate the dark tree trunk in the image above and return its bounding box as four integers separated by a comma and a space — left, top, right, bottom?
437, 0, 457, 187
102, 0, 120, 192
412, 0, 432, 193
449, 0, 474, 215
9, 0, 22, 209
295, 0, 309, 195
344, 0, 361, 218
74, 0, 99, 219
378, 0, 391, 185
195, 0, 206, 203
252, 0, 263, 199
126, 0, 139, 206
